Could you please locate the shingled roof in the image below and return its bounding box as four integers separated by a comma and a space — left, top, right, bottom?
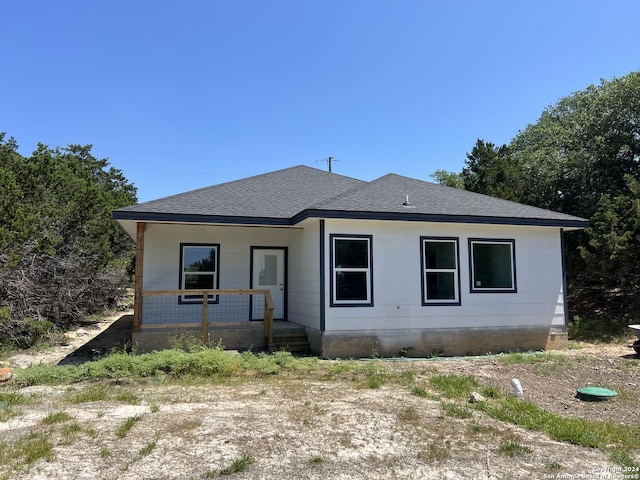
113, 165, 589, 231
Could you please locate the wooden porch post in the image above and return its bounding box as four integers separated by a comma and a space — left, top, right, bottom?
133, 222, 145, 331
201, 291, 208, 344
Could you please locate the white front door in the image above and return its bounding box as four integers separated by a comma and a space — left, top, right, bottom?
252, 248, 285, 320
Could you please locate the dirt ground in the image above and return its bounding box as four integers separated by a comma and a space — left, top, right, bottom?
2, 315, 640, 480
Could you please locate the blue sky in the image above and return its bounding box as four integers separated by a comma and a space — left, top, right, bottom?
2, 1, 639, 202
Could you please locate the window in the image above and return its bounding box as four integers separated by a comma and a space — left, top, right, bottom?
421, 237, 460, 305
469, 239, 516, 293
330, 235, 373, 306
179, 244, 220, 303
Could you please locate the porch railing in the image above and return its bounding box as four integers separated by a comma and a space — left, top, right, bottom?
139, 289, 275, 345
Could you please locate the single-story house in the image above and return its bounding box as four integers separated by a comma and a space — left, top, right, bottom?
113, 165, 589, 357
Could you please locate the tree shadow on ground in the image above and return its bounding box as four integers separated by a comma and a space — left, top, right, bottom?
57, 314, 133, 366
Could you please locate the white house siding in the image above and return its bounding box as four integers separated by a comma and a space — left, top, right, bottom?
322, 219, 566, 335
286, 218, 322, 330
140, 222, 297, 326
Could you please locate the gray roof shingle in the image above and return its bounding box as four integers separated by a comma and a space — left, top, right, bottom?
116, 165, 365, 219
113, 165, 588, 228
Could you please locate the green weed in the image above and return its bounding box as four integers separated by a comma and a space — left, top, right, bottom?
64, 384, 110, 403
498, 439, 532, 457
0, 390, 31, 422
481, 385, 501, 398
410, 385, 427, 397
115, 415, 143, 438
0, 390, 30, 408
137, 436, 158, 458
41, 411, 72, 424
220, 452, 254, 475
114, 391, 140, 404
609, 447, 640, 468
2, 432, 55, 469
441, 402, 473, 419
429, 374, 479, 399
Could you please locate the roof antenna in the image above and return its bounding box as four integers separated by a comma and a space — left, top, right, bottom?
317, 156, 338, 173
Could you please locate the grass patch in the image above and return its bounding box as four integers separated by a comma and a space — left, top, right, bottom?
609, 447, 640, 469
441, 402, 473, 419
476, 396, 640, 464
115, 415, 143, 438
64, 384, 111, 403
429, 374, 479, 399
61, 422, 84, 444
42, 411, 72, 424
0, 390, 30, 408
498, 439, 532, 457
14, 348, 321, 386
219, 452, 254, 475
410, 385, 427, 397
481, 385, 501, 399
309, 455, 323, 464
114, 391, 140, 405
0, 390, 31, 422
136, 436, 158, 458
120, 433, 159, 472
0, 432, 54, 473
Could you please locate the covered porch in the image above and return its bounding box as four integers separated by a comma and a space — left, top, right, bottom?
132, 318, 310, 353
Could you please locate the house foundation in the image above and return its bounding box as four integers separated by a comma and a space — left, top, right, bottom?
308, 326, 568, 358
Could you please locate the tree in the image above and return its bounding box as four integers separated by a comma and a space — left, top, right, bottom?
510, 73, 640, 218
461, 139, 525, 202
0, 134, 137, 348
578, 174, 640, 310
453, 72, 640, 319
430, 169, 464, 189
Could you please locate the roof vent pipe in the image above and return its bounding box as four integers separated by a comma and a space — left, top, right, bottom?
402, 194, 415, 208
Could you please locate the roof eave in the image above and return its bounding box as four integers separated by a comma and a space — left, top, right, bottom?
112, 210, 292, 226
113, 208, 589, 230
293, 209, 590, 229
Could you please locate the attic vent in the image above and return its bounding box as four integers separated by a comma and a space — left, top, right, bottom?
402, 194, 416, 209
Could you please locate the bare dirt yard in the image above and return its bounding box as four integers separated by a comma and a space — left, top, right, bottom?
2, 315, 639, 480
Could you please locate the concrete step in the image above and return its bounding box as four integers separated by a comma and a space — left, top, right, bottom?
268, 341, 311, 353
268, 332, 310, 353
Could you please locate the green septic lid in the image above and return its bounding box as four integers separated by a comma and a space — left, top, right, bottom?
577, 386, 618, 400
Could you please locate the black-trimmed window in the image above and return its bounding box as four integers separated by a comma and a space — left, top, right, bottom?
330, 235, 373, 306
469, 239, 516, 293
179, 243, 220, 303
421, 237, 460, 305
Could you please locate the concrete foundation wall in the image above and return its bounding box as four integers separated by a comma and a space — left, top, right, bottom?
310, 326, 568, 358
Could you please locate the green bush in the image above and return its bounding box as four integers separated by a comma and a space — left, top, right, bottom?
568, 315, 637, 342
0, 307, 54, 350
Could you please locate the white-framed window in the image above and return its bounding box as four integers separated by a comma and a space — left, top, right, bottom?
330, 234, 373, 306
469, 239, 516, 293
421, 237, 460, 305
179, 243, 220, 303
